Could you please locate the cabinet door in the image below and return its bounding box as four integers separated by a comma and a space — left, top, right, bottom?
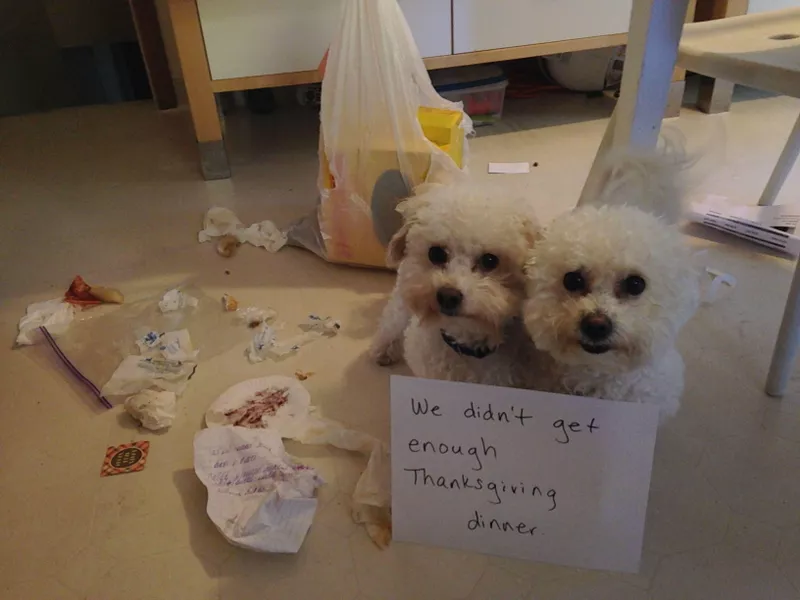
453, 0, 632, 54
197, 0, 451, 81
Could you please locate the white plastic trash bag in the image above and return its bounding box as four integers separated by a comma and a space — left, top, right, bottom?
288, 0, 472, 268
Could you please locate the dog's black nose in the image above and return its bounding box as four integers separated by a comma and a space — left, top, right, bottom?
580, 313, 613, 342
436, 287, 463, 315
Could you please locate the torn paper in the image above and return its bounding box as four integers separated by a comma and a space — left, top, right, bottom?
15, 298, 76, 346
158, 289, 199, 313
688, 196, 800, 257
135, 329, 198, 361
124, 389, 178, 430
246, 324, 278, 364
194, 425, 323, 553
703, 268, 737, 305
101, 355, 197, 397
199, 206, 288, 253
205, 376, 391, 548
245, 315, 340, 363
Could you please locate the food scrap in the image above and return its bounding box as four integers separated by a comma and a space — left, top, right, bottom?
64, 275, 124, 306
222, 386, 290, 427
217, 234, 241, 258
238, 306, 277, 329
222, 293, 239, 312
294, 370, 315, 381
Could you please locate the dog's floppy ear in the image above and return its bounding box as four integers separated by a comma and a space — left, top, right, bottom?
522, 215, 542, 248
516, 200, 542, 248
386, 222, 411, 268
386, 187, 433, 267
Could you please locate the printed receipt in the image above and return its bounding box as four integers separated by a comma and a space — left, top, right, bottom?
194, 426, 323, 553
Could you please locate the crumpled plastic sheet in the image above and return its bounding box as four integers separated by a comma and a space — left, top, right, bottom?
16, 299, 76, 346
199, 207, 288, 253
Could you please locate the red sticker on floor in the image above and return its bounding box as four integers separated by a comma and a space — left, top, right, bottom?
101, 441, 149, 477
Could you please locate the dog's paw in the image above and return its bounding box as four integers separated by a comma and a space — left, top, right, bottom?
370, 338, 403, 367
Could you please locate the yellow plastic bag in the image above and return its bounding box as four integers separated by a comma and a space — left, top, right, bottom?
288, 0, 472, 268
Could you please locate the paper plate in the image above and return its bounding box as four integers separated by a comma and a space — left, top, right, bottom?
205, 375, 311, 431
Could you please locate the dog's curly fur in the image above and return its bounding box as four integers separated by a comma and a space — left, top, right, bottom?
370, 182, 540, 387
523, 141, 701, 420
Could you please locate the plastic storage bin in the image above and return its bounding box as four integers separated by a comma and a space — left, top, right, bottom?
431, 65, 509, 126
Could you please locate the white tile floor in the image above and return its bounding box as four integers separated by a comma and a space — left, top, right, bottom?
1, 87, 800, 599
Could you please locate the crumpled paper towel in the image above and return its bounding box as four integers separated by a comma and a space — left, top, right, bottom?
194, 425, 323, 553
124, 389, 178, 430
15, 299, 76, 346
199, 207, 288, 253
158, 289, 198, 313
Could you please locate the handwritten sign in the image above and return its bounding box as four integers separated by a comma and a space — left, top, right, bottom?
390, 375, 658, 573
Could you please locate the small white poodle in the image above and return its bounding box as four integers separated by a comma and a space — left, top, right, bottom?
370, 182, 540, 388
523, 143, 701, 419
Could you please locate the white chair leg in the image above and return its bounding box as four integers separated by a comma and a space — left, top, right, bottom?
766, 259, 800, 397
758, 112, 800, 207
578, 0, 691, 206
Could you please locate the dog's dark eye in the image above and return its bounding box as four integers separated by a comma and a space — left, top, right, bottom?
428, 246, 448, 266
563, 271, 587, 293
621, 274, 646, 296
477, 253, 499, 272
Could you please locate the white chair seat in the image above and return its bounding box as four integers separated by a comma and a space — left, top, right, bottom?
678, 8, 800, 97
580, 4, 800, 397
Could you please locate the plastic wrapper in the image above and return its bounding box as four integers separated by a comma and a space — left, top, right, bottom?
287, 0, 472, 268
18, 284, 244, 405
16, 299, 76, 346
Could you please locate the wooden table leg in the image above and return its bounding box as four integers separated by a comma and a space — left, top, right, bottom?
578, 0, 691, 206
693, 0, 748, 114
129, 0, 177, 110
167, 0, 230, 180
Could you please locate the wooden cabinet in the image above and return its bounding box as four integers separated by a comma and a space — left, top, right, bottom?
452, 0, 632, 54
749, 0, 799, 13
196, 0, 451, 81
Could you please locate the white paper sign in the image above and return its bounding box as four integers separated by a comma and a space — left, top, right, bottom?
390, 376, 659, 573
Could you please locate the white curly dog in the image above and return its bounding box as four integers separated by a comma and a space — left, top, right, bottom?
522, 142, 701, 420
370, 182, 540, 388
